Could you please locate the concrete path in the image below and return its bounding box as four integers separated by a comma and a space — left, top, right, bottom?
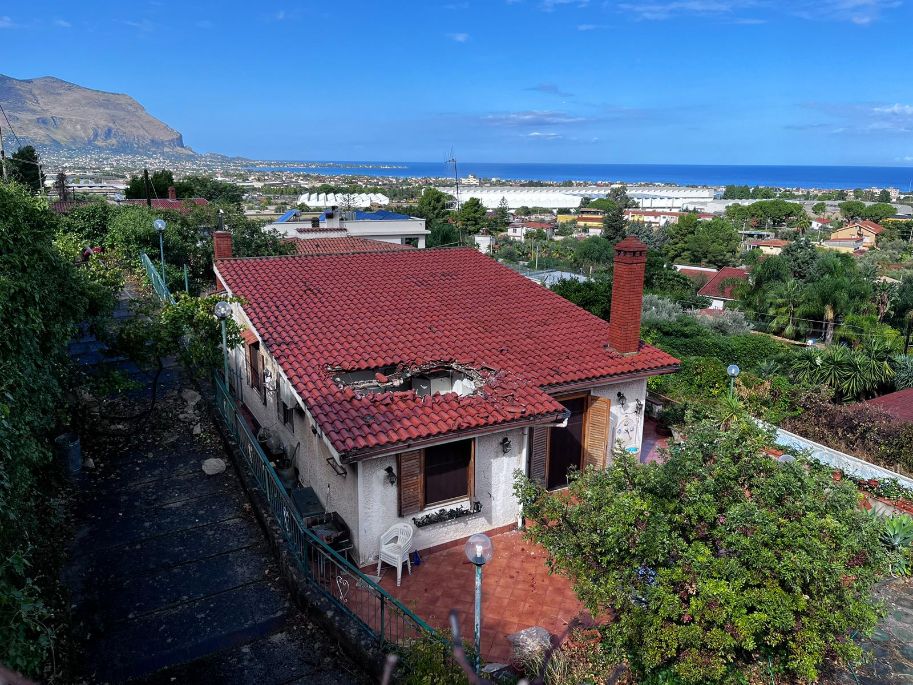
62, 291, 367, 684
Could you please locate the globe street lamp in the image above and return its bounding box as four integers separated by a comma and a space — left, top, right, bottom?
153, 218, 167, 284
727, 364, 740, 398
214, 300, 232, 387
464, 533, 494, 674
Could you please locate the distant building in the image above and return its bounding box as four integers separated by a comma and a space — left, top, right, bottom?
749, 239, 789, 256
267, 208, 429, 248
297, 192, 389, 208
697, 267, 749, 310
122, 186, 209, 214
828, 220, 884, 248
625, 209, 714, 226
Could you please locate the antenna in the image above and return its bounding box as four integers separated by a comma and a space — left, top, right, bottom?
447, 147, 461, 210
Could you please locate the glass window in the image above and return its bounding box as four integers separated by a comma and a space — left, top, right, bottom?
424, 440, 472, 506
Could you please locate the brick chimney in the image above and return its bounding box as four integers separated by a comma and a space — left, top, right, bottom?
213, 231, 233, 261
608, 236, 648, 355
167, 185, 177, 201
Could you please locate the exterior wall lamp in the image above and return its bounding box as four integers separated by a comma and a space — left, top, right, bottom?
617, 391, 627, 407
500, 436, 512, 454
384, 465, 397, 485
634, 398, 643, 414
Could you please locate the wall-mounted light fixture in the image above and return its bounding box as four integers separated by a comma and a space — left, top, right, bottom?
617, 391, 627, 407
634, 399, 643, 415
384, 465, 397, 485
500, 436, 512, 454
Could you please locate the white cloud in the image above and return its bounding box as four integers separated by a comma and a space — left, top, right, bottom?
528, 131, 563, 139
484, 110, 587, 126
608, 0, 899, 23
540, 0, 589, 10
576, 22, 604, 29
0, 16, 15, 28
873, 104, 913, 116
53, 18, 71, 28
447, 32, 470, 41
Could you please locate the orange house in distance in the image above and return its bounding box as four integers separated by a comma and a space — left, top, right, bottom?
828, 220, 884, 248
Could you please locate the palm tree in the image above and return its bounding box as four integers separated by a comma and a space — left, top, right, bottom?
767, 279, 805, 339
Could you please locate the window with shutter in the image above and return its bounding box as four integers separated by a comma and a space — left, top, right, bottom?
397, 450, 423, 516
529, 427, 549, 486
424, 440, 473, 506
583, 396, 611, 470
248, 342, 260, 390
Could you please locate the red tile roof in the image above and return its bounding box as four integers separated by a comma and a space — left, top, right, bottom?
49, 200, 90, 214
697, 267, 749, 300
866, 388, 913, 423
286, 237, 414, 255
216, 249, 679, 461
123, 198, 209, 214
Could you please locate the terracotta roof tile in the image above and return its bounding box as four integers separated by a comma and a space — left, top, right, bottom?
286, 237, 414, 255
866, 388, 913, 422
216, 248, 679, 460
697, 267, 749, 300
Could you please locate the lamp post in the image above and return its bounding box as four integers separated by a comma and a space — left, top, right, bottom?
464, 533, 494, 675
214, 300, 232, 387
153, 218, 167, 283
727, 364, 740, 397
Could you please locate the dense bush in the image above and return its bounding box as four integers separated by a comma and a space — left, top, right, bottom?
784, 391, 913, 474
516, 421, 887, 684
0, 183, 116, 676
643, 317, 789, 370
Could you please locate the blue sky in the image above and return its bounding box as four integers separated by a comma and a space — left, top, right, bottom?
1, 0, 912, 165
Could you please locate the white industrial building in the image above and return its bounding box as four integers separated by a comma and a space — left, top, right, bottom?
266, 209, 429, 248
435, 185, 719, 211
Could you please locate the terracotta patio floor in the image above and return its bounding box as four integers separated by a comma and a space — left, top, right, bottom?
640, 417, 669, 464
373, 530, 585, 665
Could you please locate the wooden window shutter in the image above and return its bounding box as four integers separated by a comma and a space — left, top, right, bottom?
529, 427, 549, 486
583, 396, 611, 470
397, 450, 423, 517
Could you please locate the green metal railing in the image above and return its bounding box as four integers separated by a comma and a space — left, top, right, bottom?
213, 373, 435, 649
140, 252, 175, 305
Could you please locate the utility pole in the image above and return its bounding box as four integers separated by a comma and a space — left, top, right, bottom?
143, 167, 153, 208
0, 125, 7, 182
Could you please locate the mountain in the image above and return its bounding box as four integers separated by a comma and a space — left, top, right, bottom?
0, 74, 192, 154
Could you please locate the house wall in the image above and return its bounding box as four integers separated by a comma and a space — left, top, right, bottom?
355, 427, 528, 567
591, 378, 648, 458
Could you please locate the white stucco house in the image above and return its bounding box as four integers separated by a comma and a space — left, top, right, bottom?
211, 234, 679, 566
267, 208, 429, 248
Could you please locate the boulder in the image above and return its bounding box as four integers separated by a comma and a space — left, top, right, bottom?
202, 458, 226, 475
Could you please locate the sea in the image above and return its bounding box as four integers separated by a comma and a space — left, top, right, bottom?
250, 161, 913, 190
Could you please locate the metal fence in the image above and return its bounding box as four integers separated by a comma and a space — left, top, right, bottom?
213, 373, 435, 650
140, 252, 175, 305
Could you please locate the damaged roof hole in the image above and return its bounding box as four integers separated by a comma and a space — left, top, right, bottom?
332, 363, 481, 397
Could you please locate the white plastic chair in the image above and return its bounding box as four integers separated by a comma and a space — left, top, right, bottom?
376, 523, 414, 587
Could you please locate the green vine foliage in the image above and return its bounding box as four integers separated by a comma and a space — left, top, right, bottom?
515, 421, 887, 684
0, 182, 119, 677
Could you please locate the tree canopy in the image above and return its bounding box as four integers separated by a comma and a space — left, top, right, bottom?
516, 421, 886, 684
7, 146, 45, 194
664, 214, 740, 268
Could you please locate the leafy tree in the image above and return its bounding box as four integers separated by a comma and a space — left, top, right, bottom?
490, 197, 510, 232
516, 421, 886, 684
415, 187, 451, 223
7, 145, 45, 194
550, 276, 613, 320
665, 214, 740, 268
780, 236, 819, 280
125, 169, 174, 200
626, 221, 667, 251
862, 202, 895, 223
427, 221, 461, 247
599, 201, 627, 242
175, 175, 245, 205
574, 235, 615, 269
878, 189, 892, 203
839, 200, 867, 220
454, 197, 487, 234
812, 201, 827, 215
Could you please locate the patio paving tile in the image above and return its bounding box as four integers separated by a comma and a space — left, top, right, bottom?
374, 530, 585, 663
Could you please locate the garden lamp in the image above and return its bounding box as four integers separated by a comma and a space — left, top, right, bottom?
727, 364, 740, 397
214, 300, 232, 387
153, 218, 167, 283
464, 533, 494, 674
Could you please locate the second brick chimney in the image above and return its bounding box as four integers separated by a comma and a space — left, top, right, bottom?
213, 231, 233, 261
608, 236, 648, 355
167, 185, 177, 201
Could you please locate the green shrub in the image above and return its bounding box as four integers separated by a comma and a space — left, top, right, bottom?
516, 421, 887, 684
